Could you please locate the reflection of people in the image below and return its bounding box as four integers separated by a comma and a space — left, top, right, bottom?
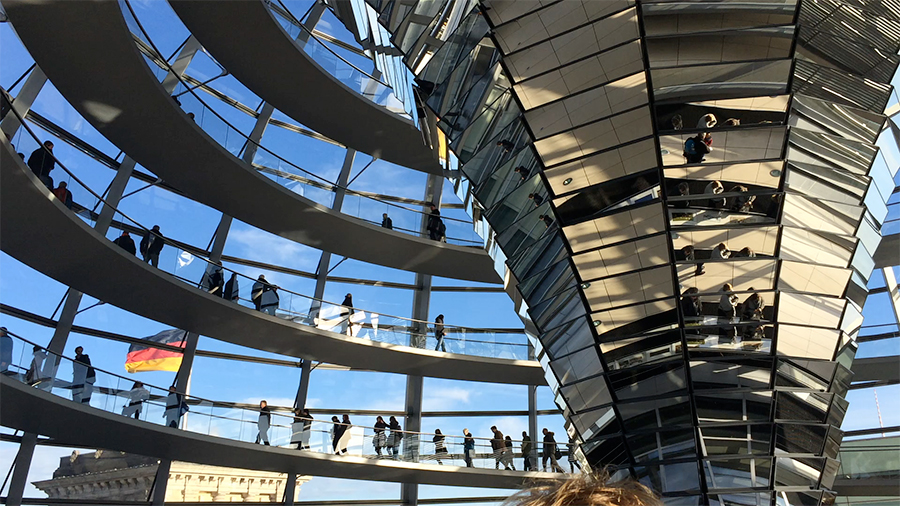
697, 113, 717, 129
705, 181, 725, 208
256, 400, 271, 445
207, 265, 224, 297
674, 182, 691, 209
463, 428, 475, 467
504, 472, 660, 506
684, 133, 711, 163
718, 283, 739, 343
681, 288, 702, 319
734, 247, 755, 258
122, 381, 149, 419
568, 438, 581, 473
711, 243, 731, 260
72, 346, 95, 405
730, 185, 754, 212
434, 314, 446, 352
681, 245, 705, 276
741, 289, 765, 321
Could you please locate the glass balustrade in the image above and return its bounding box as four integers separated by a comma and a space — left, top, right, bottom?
0, 332, 554, 472
2, 102, 527, 361
117, 0, 483, 248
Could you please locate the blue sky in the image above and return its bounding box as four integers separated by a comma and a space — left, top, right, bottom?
1, 0, 899, 502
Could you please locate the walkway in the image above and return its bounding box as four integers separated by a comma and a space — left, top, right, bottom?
0, 141, 545, 385
2, 0, 497, 283
169, 0, 442, 174
0, 377, 556, 489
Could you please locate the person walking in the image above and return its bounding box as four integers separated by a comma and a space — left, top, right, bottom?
542, 428, 564, 472
568, 438, 581, 473
339, 293, 354, 336
503, 435, 516, 470
426, 205, 444, 241
330, 416, 343, 453
373, 415, 388, 457
434, 314, 446, 352
164, 386, 188, 428
122, 381, 149, 419
26, 345, 47, 385
336, 414, 352, 454
0, 327, 11, 374
207, 265, 224, 297
433, 429, 448, 464
291, 408, 313, 450
224, 272, 240, 303
113, 231, 137, 256
72, 346, 95, 405
705, 181, 725, 208
140, 226, 165, 267
681, 245, 705, 276
463, 428, 475, 468
387, 416, 403, 459
52, 182, 73, 209
491, 426, 510, 470
27, 140, 55, 188
521, 431, 533, 471
381, 213, 393, 229
256, 400, 271, 445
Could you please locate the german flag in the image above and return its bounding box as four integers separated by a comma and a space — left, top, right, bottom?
125, 329, 186, 373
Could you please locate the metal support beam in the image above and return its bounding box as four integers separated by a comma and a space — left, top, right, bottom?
5, 432, 37, 506
283, 472, 297, 505
402, 174, 444, 506
1, 66, 46, 139
309, 149, 356, 318
150, 460, 171, 506
296, 0, 327, 45
161, 36, 201, 94
527, 343, 538, 472
883, 267, 900, 329
295, 358, 312, 410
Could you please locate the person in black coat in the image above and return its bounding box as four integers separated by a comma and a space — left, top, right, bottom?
339, 293, 354, 335
224, 273, 239, 303
426, 205, 443, 241
207, 265, 224, 297
433, 314, 446, 352
140, 225, 165, 267
381, 213, 393, 229
27, 141, 55, 188
113, 231, 137, 256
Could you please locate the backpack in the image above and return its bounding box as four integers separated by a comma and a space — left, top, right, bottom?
683, 137, 697, 156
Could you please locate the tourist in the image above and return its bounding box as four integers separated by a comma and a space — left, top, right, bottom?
503, 472, 660, 506
491, 426, 509, 470
113, 231, 136, 256
681, 245, 705, 276
503, 435, 516, 471
705, 181, 725, 208
0, 327, 11, 374
697, 113, 717, 129
542, 428, 564, 473
684, 133, 711, 163
251, 275, 279, 315
224, 272, 240, 303
741, 289, 765, 321
711, 242, 731, 261
463, 428, 475, 467
434, 314, 446, 352
336, 414, 352, 454
521, 431, 533, 471
373, 415, 388, 456
529, 193, 544, 207
568, 438, 581, 473
206, 265, 224, 297
27, 140, 54, 188
339, 293, 354, 336
26, 345, 47, 385
388, 416, 403, 459
52, 181, 73, 209
291, 408, 313, 450
256, 400, 271, 445
381, 213, 393, 229
72, 346, 95, 405
674, 182, 691, 209
734, 247, 756, 258
164, 386, 187, 428
433, 428, 447, 464
140, 225, 165, 267
122, 381, 149, 419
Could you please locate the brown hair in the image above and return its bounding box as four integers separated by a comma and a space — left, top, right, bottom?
505, 472, 660, 506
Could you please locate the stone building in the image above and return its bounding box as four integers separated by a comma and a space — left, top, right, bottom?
33, 450, 311, 502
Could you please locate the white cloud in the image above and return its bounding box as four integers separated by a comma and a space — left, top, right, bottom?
227, 228, 318, 268
422, 387, 472, 411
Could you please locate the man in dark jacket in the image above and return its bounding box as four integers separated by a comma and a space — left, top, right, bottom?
426, 205, 443, 241
140, 225, 164, 267
491, 426, 509, 470
542, 428, 564, 472
521, 431, 533, 471
73, 346, 96, 405
434, 314, 446, 352
381, 213, 393, 229
27, 141, 55, 188
113, 231, 137, 255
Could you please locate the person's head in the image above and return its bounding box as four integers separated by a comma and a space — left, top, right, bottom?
740, 247, 752, 255
187, 112, 195, 119
0, 327, 6, 337
33, 345, 42, 352
677, 182, 689, 195
168, 386, 176, 393
43, 140, 54, 150
57, 182, 67, 189
723, 283, 733, 291
151, 225, 160, 232
435, 428, 442, 434
122, 231, 130, 237
491, 425, 497, 432
389, 416, 397, 423
702, 132, 712, 141
332, 416, 339, 422
383, 213, 388, 218
506, 435, 512, 440
538, 215, 546, 221
463, 428, 470, 436
303, 408, 311, 416
258, 274, 266, 280
682, 287, 699, 298
133, 381, 143, 388
437, 314, 444, 320
74, 346, 84, 355
342, 414, 350, 422
542, 428, 549, 435
504, 472, 660, 506
529, 193, 536, 199
376, 415, 384, 423
260, 400, 267, 408
716, 243, 727, 251
523, 431, 528, 437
